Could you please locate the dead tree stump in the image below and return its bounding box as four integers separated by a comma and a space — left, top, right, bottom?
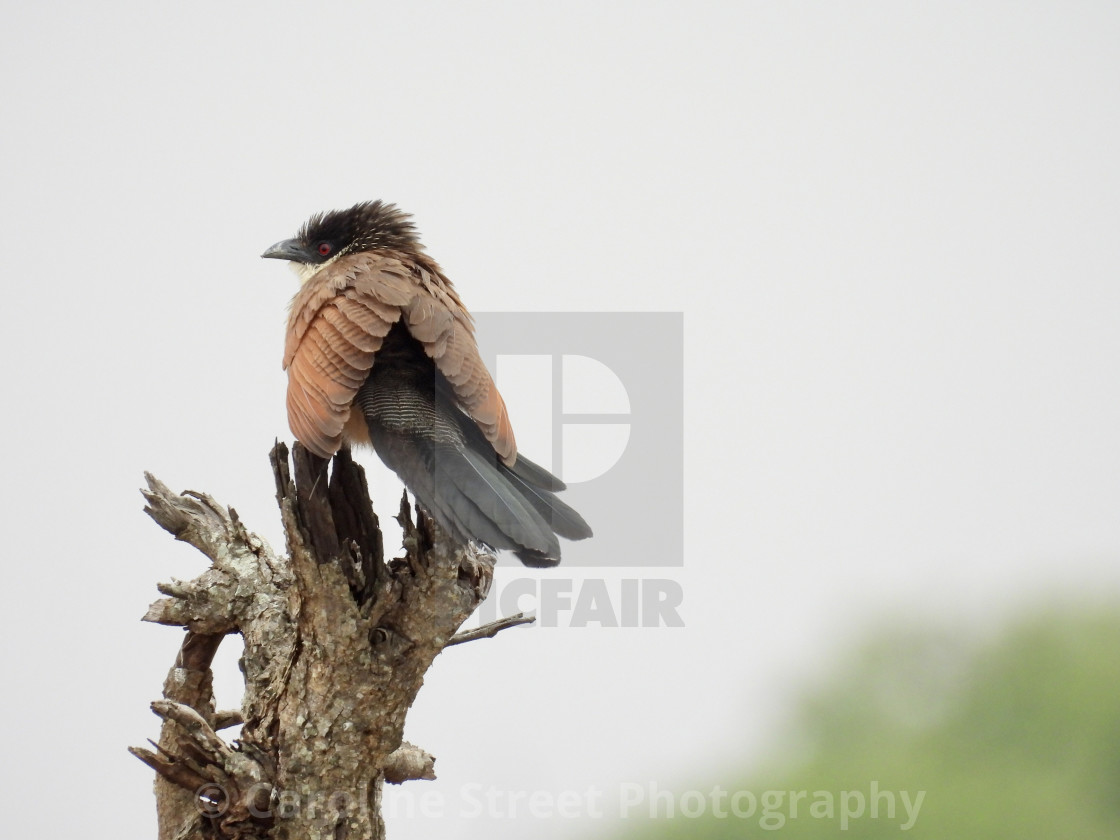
131, 442, 531, 839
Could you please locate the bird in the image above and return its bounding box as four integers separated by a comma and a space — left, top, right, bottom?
262, 200, 592, 566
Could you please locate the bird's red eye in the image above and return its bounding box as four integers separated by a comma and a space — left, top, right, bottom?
317, 242, 332, 257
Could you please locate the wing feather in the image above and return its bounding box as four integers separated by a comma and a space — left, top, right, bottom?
284, 251, 516, 463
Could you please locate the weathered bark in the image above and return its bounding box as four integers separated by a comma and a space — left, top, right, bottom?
131, 442, 527, 839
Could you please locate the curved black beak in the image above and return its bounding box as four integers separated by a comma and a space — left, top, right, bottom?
261, 238, 309, 261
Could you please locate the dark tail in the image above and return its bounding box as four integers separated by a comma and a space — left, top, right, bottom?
356, 339, 592, 565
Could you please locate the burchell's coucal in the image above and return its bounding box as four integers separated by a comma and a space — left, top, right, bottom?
262, 200, 592, 566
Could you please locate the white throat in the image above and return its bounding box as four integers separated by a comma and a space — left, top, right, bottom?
291, 253, 342, 285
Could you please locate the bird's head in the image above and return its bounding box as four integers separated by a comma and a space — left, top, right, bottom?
262, 200, 421, 281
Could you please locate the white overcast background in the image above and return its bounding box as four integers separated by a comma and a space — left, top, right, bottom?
2, 3, 1119, 838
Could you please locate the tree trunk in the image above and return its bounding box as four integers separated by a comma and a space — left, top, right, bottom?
131, 443, 529, 839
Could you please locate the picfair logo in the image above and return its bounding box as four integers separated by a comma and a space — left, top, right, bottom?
474, 312, 683, 568
494, 353, 630, 484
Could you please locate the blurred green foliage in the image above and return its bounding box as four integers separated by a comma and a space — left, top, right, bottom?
624, 608, 1120, 838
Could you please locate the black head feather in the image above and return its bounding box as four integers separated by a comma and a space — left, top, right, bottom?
296, 200, 421, 263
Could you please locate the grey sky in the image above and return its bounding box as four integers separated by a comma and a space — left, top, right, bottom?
2, 3, 1118, 838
